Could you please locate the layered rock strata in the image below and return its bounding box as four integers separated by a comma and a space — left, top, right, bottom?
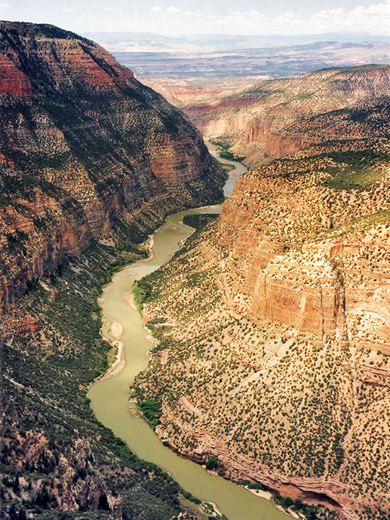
180, 65, 390, 167
0, 21, 227, 520
0, 22, 224, 313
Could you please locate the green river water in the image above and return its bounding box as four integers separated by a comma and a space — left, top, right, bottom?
88, 141, 289, 520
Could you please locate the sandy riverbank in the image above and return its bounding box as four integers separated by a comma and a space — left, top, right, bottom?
123, 291, 136, 310
110, 319, 123, 339
97, 319, 125, 381
97, 233, 156, 382
247, 487, 273, 501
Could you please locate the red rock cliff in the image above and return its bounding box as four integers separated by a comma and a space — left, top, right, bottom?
182, 65, 390, 166
0, 22, 225, 313
217, 100, 390, 352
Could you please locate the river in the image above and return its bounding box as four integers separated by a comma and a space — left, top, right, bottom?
88, 140, 289, 520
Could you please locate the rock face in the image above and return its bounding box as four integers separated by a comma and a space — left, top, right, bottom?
134, 89, 390, 520
180, 65, 390, 167
0, 22, 224, 313
217, 97, 390, 348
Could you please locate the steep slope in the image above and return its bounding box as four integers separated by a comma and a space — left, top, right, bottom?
0, 22, 225, 520
1, 239, 211, 520
181, 65, 390, 167
0, 21, 224, 314
134, 94, 390, 520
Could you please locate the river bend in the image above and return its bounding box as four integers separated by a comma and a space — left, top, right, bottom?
88, 140, 289, 520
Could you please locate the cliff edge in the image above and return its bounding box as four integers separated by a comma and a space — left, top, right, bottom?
0, 21, 224, 313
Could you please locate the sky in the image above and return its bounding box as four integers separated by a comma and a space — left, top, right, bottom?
0, 0, 389, 36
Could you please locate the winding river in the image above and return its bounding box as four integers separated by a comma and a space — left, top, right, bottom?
88, 141, 289, 520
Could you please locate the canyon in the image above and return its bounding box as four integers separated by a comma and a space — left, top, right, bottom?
0, 21, 224, 316
134, 69, 390, 520
164, 65, 390, 168
2, 19, 390, 520
0, 22, 225, 520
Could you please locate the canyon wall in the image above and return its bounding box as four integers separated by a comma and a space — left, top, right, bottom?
180, 65, 390, 167
0, 22, 224, 520
216, 95, 390, 347
0, 22, 225, 314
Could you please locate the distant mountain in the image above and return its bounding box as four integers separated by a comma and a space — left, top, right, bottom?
100, 39, 389, 84
84, 31, 389, 53
83, 31, 389, 85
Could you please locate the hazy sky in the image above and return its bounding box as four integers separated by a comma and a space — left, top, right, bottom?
1, 0, 389, 36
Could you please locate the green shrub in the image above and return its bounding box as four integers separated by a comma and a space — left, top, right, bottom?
205, 457, 218, 471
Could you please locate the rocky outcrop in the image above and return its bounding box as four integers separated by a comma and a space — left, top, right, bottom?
0, 428, 123, 516
218, 138, 390, 345
180, 65, 390, 167
0, 22, 225, 314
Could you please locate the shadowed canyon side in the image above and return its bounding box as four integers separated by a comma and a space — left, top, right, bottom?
134, 84, 390, 520
175, 65, 390, 168
0, 22, 225, 520
0, 21, 225, 314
